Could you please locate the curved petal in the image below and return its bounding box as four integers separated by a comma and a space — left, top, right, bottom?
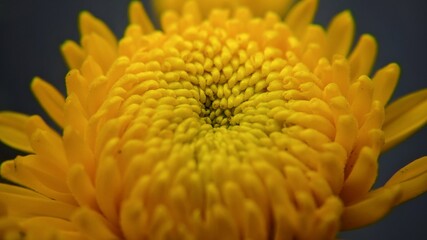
383, 89, 427, 151
31, 77, 65, 128
341, 186, 400, 230
385, 156, 427, 205
340, 147, 378, 203
0, 112, 33, 153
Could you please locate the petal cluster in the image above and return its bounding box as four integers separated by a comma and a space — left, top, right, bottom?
0, 0, 426, 239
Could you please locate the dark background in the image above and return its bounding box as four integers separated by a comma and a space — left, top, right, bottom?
0, 0, 426, 239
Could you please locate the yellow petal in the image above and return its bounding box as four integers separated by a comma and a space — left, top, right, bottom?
0, 112, 32, 153
67, 164, 98, 210
65, 69, 89, 104
285, 0, 318, 38
81, 33, 117, 73
348, 34, 377, 80
348, 75, 374, 124
80, 56, 104, 82
341, 186, 400, 230
153, 0, 293, 18
327, 10, 354, 58
79, 11, 117, 49
21, 217, 77, 232
61, 40, 86, 70
63, 127, 94, 173
340, 147, 378, 203
383, 89, 427, 151
334, 115, 358, 155
0, 184, 76, 219
129, 1, 154, 33
95, 156, 121, 225
1, 157, 75, 204
372, 63, 400, 106
31, 77, 65, 127
71, 207, 119, 239
385, 156, 427, 205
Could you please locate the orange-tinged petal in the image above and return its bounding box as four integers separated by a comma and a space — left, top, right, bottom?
383, 89, 427, 151
348, 34, 377, 80
129, 1, 154, 33
327, 10, 354, 58
385, 156, 427, 205
31, 77, 65, 127
285, 0, 318, 38
341, 186, 400, 230
0, 112, 32, 153
372, 63, 400, 106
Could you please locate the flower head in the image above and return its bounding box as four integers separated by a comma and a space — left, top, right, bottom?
1, 0, 426, 239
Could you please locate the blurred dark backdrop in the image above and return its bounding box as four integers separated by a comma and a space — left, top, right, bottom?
0, 0, 425, 239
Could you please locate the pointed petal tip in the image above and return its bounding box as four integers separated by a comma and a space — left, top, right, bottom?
0, 112, 33, 153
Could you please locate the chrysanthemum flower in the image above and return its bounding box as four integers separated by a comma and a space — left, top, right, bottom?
0, 0, 426, 239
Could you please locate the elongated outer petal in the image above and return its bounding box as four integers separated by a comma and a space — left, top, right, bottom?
0, 184, 76, 219
385, 156, 427, 205
372, 63, 400, 106
0, 112, 32, 152
285, 0, 318, 38
348, 34, 377, 80
383, 89, 427, 151
129, 1, 154, 33
327, 10, 354, 58
79, 11, 117, 48
19, 218, 84, 240
341, 186, 400, 230
61, 40, 86, 70
31, 77, 65, 127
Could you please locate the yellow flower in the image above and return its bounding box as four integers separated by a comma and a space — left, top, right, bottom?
153, 0, 293, 17
1, 0, 427, 239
